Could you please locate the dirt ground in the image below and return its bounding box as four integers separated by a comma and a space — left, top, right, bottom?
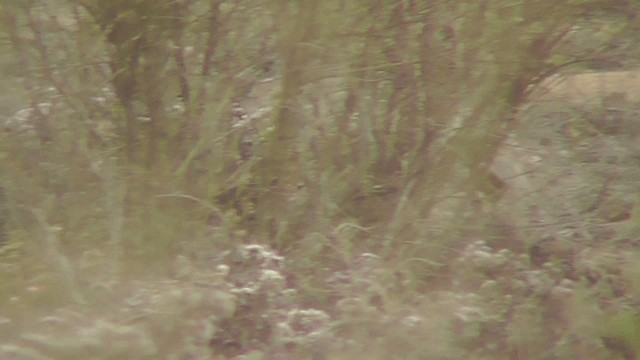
490, 74, 640, 270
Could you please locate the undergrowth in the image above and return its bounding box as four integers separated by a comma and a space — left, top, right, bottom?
1, 1, 640, 359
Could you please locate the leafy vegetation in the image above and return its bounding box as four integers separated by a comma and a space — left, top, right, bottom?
0, 0, 639, 359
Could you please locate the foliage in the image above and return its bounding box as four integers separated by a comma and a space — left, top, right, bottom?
0, 0, 638, 358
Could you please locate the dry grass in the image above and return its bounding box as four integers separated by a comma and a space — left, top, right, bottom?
1, 1, 640, 359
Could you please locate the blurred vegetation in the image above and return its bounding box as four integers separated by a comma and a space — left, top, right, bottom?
0, 0, 639, 359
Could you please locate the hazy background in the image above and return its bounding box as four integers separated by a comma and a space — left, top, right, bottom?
1, 1, 640, 359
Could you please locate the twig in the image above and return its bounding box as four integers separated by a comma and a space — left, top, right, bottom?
32, 209, 86, 305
